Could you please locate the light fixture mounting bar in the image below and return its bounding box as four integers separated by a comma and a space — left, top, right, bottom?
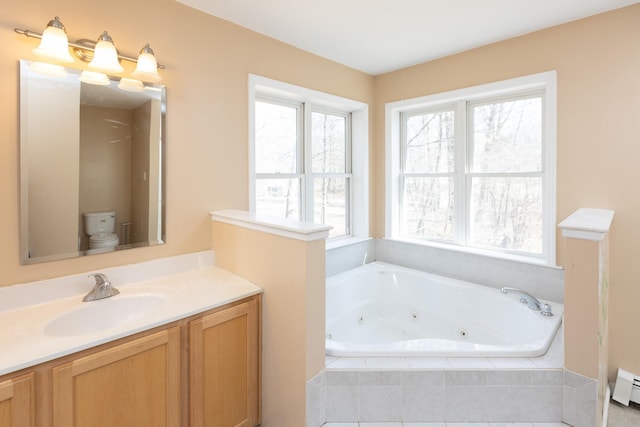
14, 28, 166, 69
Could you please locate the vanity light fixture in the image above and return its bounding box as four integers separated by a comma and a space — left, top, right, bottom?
15, 17, 164, 85
32, 16, 74, 63
88, 31, 124, 74
132, 44, 161, 83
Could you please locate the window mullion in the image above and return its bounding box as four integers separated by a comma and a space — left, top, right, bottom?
255, 173, 304, 180
455, 101, 468, 246
302, 102, 313, 222
398, 113, 408, 237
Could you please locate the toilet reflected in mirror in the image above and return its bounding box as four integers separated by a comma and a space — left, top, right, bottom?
83, 212, 119, 254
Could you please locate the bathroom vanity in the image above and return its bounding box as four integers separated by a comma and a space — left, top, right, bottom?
0, 253, 262, 427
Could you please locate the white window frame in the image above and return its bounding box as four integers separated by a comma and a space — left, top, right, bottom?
386, 71, 557, 265
249, 74, 369, 243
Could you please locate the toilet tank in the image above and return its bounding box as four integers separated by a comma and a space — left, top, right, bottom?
84, 211, 116, 235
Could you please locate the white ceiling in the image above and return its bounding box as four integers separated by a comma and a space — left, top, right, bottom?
178, 0, 638, 75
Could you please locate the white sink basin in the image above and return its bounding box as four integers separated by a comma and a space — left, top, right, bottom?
44, 294, 169, 337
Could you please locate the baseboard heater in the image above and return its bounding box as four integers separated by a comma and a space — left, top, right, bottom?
612, 368, 640, 405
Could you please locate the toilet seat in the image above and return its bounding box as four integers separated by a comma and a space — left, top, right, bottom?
89, 232, 118, 243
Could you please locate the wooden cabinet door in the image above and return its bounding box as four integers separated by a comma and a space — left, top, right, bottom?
190, 298, 259, 427
0, 373, 34, 427
52, 327, 180, 427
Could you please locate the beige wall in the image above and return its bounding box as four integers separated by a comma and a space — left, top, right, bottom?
0, 0, 373, 283
212, 221, 326, 427
374, 4, 640, 379
563, 238, 600, 379
562, 232, 610, 426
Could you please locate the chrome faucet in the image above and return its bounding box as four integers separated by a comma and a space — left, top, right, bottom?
500, 287, 553, 316
83, 273, 120, 302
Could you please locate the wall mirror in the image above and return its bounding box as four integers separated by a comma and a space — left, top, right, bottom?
19, 60, 166, 264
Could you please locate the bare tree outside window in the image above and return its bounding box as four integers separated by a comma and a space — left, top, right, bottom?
312, 111, 349, 237
254, 101, 351, 237
255, 101, 297, 174
401, 110, 455, 240
255, 101, 301, 219
470, 97, 542, 253
399, 94, 545, 256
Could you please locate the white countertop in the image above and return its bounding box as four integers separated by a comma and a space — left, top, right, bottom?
0, 260, 262, 376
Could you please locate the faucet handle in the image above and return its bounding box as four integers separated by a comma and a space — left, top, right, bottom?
540, 303, 554, 317
89, 273, 109, 286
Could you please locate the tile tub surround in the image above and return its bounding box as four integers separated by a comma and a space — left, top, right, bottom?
326, 238, 376, 277
375, 239, 564, 304
326, 239, 564, 304
320, 369, 563, 423
305, 330, 567, 425
562, 370, 597, 427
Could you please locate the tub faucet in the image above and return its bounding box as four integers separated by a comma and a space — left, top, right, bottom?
500, 287, 553, 316
83, 273, 120, 302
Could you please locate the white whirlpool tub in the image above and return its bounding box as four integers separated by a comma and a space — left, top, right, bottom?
326, 262, 563, 358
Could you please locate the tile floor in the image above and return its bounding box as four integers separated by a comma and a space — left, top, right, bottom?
608, 400, 640, 426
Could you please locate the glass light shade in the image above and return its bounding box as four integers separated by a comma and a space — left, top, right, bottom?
80, 70, 110, 85
118, 78, 144, 93
132, 44, 161, 83
30, 61, 67, 78
88, 32, 124, 73
32, 18, 74, 63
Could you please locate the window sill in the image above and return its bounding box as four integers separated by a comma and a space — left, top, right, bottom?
383, 237, 562, 270
325, 236, 373, 251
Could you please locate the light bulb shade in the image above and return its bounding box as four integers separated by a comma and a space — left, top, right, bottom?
88, 31, 124, 73
30, 61, 67, 78
32, 17, 74, 63
118, 77, 145, 92
132, 44, 161, 83
80, 70, 110, 85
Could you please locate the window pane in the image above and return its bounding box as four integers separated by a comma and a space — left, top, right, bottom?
312, 112, 346, 173
314, 178, 348, 238
402, 177, 454, 241
471, 97, 542, 173
470, 177, 542, 254
255, 178, 301, 220
403, 110, 455, 173
255, 101, 298, 173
